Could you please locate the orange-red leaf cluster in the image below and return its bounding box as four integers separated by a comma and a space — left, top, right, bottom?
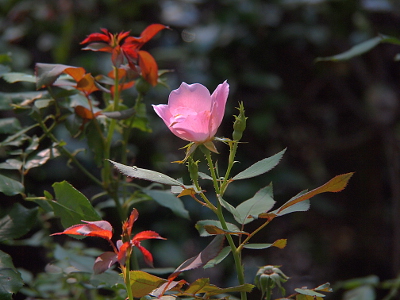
81, 24, 168, 86
51, 209, 165, 273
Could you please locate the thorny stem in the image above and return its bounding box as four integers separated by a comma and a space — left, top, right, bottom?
220, 140, 239, 195
201, 146, 221, 194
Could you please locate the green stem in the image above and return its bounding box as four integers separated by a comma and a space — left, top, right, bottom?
202, 146, 247, 300
220, 140, 238, 195
215, 205, 247, 300
201, 146, 221, 194
102, 66, 124, 220
124, 249, 134, 300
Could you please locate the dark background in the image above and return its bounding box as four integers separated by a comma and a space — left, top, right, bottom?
2, 0, 400, 298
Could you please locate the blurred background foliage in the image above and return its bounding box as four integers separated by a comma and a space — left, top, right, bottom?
2, 0, 400, 299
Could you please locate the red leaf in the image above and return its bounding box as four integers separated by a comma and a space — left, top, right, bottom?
64, 67, 99, 95
124, 209, 139, 237
132, 230, 166, 242
74, 105, 94, 119
82, 43, 113, 52
277, 172, 354, 214
138, 50, 158, 86
168, 235, 225, 281
136, 244, 154, 267
50, 220, 113, 240
76, 73, 99, 94
93, 252, 118, 274
117, 241, 131, 265
139, 24, 168, 44
64, 67, 85, 82
81, 29, 111, 44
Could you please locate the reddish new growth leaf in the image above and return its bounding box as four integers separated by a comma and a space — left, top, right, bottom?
81, 24, 168, 86
122, 208, 139, 237
64, 67, 99, 95
51, 209, 166, 274
51, 220, 113, 240
132, 230, 166, 267
119, 209, 166, 268
276, 172, 354, 214
74, 105, 102, 120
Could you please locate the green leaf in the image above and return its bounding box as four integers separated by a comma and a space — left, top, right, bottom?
315, 35, 400, 62
315, 283, 333, 292
0, 203, 38, 242
51, 181, 101, 229
204, 246, 231, 269
295, 288, 325, 297
0, 159, 22, 170
1, 72, 36, 83
109, 160, 183, 186
35, 63, 72, 89
235, 184, 275, 224
130, 102, 151, 132
232, 149, 286, 181
0, 123, 38, 147
243, 239, 287, 249
0, 250, 24, 300
218, 196, 242, 222
205, 283, 254, 297
272, 199, 311, 217
128, 270, 166, 298
198, 172, 213, 180
195, 220, 244, 237
34, 99, 54, 109
102, 107, 136, 120
0, 91, 48, 110
0, 174, 24, 196
335, 275, 379, 290
184, 278, 254, 297
143, 189, 190, 219
90, 270, 125, 288
0, 118, 21, 134
342, 286, 375, 300
24, 147, 60, 170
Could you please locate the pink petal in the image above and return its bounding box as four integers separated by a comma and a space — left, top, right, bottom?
152, 81, 229, 143
170, 110, 213, 142
153, 104, 173, 126
168, 83, 212, 115
210, 80, 229, 133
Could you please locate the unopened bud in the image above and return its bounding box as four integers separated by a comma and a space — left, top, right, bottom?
188, 158, 199, 183
135, 77, 152, 95
232, 102, 247, 141
255, 265, 289, 298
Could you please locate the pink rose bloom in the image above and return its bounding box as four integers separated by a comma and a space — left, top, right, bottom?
153, 80, 229, 143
